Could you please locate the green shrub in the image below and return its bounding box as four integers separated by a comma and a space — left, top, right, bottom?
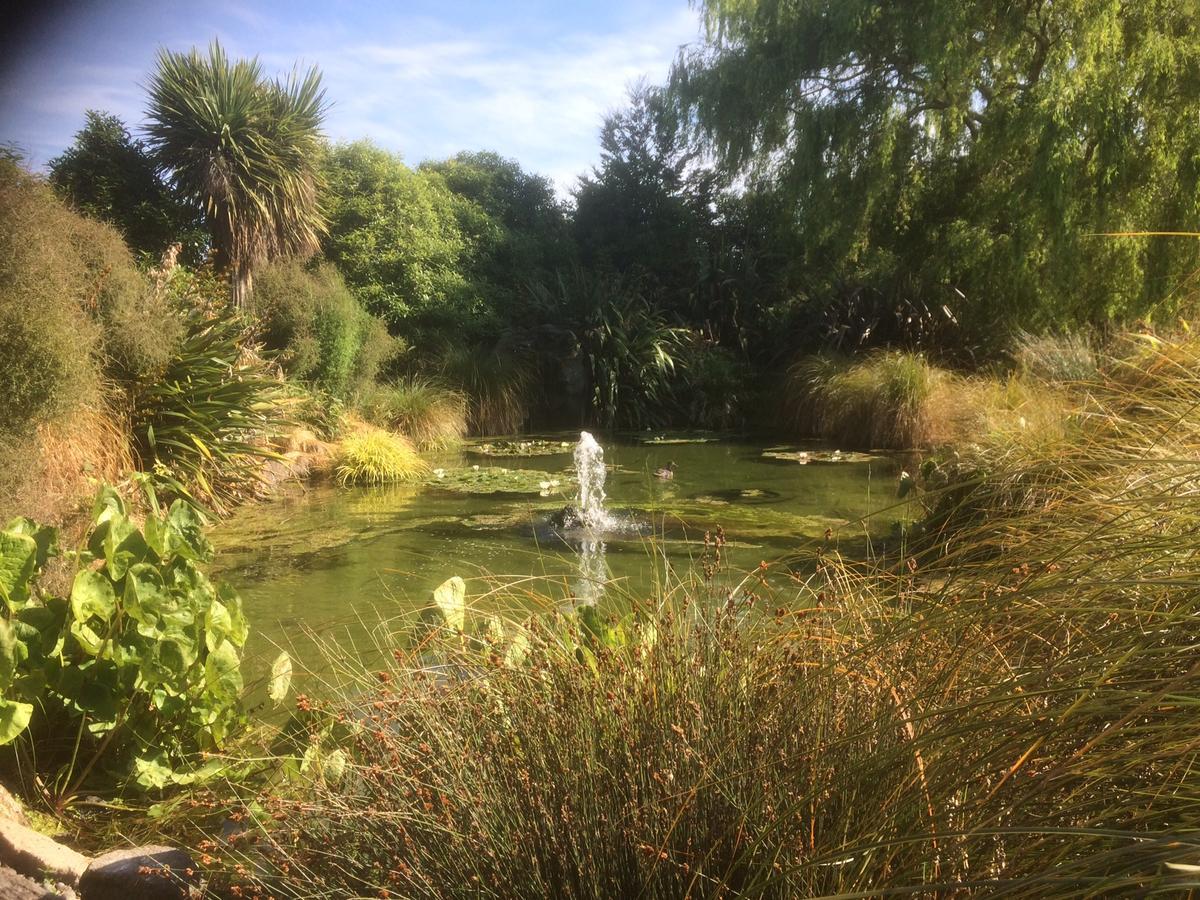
356, 379, 467, 449
68, 214, 182, 383
0, 483, 247, 806
250, 260, 402, 397
334, 428, 428, 486
0, 160, 102, 440
130, 307, 288, 513
678, 340, 751, 429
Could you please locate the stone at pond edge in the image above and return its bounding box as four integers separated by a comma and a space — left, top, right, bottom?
78, 846, 199, 900
0, 817, 87, 886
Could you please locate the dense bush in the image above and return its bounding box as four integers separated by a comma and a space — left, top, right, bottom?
0, 483, 248, 806
250, 260, 401, 398
48, 110, 204, 264
0, 160, 103, 441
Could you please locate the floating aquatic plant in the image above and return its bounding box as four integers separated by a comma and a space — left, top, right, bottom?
465, 439, 573, 458
427, 465, 574, 496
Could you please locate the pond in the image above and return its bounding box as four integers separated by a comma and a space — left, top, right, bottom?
211, 433, 913, 677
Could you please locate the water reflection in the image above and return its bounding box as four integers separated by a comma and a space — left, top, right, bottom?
574, 536, 607, 606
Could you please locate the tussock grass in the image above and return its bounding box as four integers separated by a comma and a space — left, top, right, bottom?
334, 426, 428, 486
786, 350, 963, 449
356, 379, 467, 450
1012, 329, 1098, 384
437, 342, 535, 435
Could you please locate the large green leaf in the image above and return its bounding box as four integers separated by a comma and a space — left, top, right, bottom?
430, 576, 466, 633
4, 518, 58, 570
268, 651, 292, 704
124, 563, 171, 630
204, 640, 243, 704
71, 570, 117, 625
0, 531, 37, 609
0, 620, 19, 690
0, 698, 33, 744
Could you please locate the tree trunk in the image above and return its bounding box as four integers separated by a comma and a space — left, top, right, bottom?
230, 262, 253, 309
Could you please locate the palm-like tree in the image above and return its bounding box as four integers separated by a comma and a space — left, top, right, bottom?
145, 41, 328, 305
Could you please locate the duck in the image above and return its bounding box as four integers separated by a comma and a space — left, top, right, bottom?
654, 461, 678, 480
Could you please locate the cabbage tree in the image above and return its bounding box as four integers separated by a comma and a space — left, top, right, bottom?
145, 41, 328, 305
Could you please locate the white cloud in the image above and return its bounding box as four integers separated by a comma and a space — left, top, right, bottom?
289, 6, 702, 193
0, 2, 703, 192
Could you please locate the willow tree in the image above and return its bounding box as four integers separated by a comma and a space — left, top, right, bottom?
672, 0, 1200, 347
145, 41, 328, 306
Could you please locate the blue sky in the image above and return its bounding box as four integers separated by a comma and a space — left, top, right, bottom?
0, 0, 703, 194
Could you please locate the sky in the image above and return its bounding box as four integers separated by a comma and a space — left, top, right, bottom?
0, 0, 704, 195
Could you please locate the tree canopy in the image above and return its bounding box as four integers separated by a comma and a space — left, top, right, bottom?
48, 111, 203, 263
321, 141, 474, 333
673, 0, 1200, 348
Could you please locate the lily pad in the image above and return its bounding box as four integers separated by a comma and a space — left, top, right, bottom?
466, 439, 574, 458
691, 488, 784, 505
427, 466, 575, 496
761, 449, 882, 465
638, 434, 719, 445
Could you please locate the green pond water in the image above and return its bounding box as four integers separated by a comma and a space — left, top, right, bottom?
211, 434, 912, 679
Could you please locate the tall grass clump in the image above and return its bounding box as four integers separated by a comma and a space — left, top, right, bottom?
785, 350, 963, 449
436, 340, 536, 435
1011, 329, 1098, 384
355, 378, 467, 449
334, 426, 428, 486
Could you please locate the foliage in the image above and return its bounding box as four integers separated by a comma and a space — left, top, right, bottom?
423, 150, 574, 312
785, 350, 961, 449
48, 110, 204, 263
0, 483, 247, 806
672, 0, 1200, 343
334, 428, 428, 486
355, 379, 466, 450
0, 159, 103, 442
145, 40, 328, 305
574, 83, 715, 322
527, 268, 687, 430
433, 338, 536, 435
250, 259, 401, 397
676, 339, 751, 430
130, 306, 288, 514
321, 141, 474, 331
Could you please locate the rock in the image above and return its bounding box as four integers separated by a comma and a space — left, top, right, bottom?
0, 861, 72, 899
78, 846, 199, 900
0, 783, 29, 826
0, 818, 87, 886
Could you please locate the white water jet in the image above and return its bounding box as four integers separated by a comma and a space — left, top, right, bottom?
574, 431, 614, 531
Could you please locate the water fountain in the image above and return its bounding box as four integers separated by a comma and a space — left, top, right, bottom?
574, 431, 614, 531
